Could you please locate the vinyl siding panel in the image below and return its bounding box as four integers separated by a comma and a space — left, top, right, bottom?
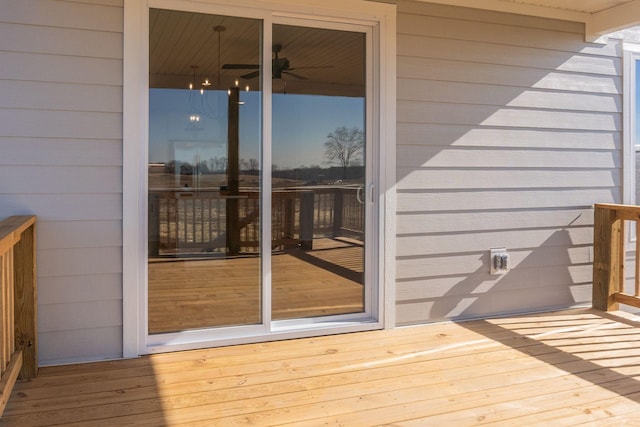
398, 124, 621, 150
398, 80, 622, 112
0, 0, 124, 364
395, 0, 621, 325
37, 327, 122, 366
0, 138, 122, 166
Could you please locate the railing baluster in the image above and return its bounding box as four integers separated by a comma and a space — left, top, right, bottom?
148, 186, 365, 255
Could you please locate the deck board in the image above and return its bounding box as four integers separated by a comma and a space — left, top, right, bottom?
5, 309, 640, 425
148, 239, 365, 333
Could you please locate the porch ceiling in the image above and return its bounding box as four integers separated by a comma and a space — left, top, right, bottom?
419, 0, 640, 40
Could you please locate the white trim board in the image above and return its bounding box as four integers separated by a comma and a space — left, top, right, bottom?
122, 0, 396, 357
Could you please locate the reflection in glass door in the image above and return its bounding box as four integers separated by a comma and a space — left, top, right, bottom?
147, 9, 262, 334
271, 24, 367, 320
146, 8, 372, 339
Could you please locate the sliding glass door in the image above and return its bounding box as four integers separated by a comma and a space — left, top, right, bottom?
147, 10, 263, 333
145, 6, 374, 342
271, 24, 367, 320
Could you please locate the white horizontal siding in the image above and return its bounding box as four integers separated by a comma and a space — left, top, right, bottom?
38, 247, 122, 279
37, 220, 122, 249
397, 4, 617, 56
37, 327, 122, 366
398, 169, 619, 190
396, 209, 594, 234
397, 189, 619, 212
397, 265, 592, 305
395, 0, 622, 325
397, 227, 593, 257
397, 34, 621, 75
399, 57, 621, 93
38, 273, 122, 305
0, 194, 122, 221
397, 1, 585, 35
39, 300, 122, 333
0, 52, 123, 85
0, 110, 122, 139
398, 124, 621, 150
0, 22, 122, 58
0, 0, 124, 365
1, 0, 123, 32
398, 100, 620, 129
397, 146, 620, 168
0, 138, 122, 166
0, 80, 122, 112
397, 80, 621, 112
0, 166, 121, 193
397, 246, 592, 281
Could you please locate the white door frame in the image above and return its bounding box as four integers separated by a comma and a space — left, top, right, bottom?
122, 0, 396, 357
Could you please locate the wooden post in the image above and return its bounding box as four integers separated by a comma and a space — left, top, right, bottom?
332, 188, 344, 238
300, 191, 314, 250
283, 194, 294, 241
592, 205, 621, 311
148, 192, 160, 256
227, 87, 240, 255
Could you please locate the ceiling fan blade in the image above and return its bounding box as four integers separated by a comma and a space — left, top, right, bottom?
222, 64, 259, 70
287, 65, 335, 70
282, 71, 308, 80
241, 70, 261, 79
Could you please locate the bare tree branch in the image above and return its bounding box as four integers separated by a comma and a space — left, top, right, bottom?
323, 126, 364, 179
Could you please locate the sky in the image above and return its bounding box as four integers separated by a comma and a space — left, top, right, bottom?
149, 88, 365, 170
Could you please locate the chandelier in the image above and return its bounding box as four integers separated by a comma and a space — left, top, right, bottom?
187, 25, 252, 124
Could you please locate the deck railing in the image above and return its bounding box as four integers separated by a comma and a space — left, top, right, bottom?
149, 186, 364, 256
593, 203, 640, 311
0, 216, 37, 414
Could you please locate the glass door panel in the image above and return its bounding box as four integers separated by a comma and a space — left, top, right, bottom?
147, 9, 262, 333
271, 24, 367, 320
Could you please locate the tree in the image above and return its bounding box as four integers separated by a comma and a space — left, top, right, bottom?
323, 126, 364, 179
248, 158, 259, 175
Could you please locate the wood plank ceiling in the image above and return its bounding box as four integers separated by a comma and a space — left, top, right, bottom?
149, 8, 365, 97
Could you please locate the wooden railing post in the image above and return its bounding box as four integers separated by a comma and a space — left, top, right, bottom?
593, 205, 621, 311
283, 194, 294, 241
0, 216, 36, 416
299, 191, 315, 250
13, 220, 37, 379
148, 192, 160, 257
332, 188, 344, 238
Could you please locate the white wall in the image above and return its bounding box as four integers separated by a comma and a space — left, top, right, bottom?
0, 0, 124, 365
395, 1, 622, 325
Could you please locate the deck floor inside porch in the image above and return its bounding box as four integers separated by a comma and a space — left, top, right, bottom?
5, 308, 640, 426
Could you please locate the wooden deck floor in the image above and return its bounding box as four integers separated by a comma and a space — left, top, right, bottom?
148, 239, 364, 333
5, 308, 640, 426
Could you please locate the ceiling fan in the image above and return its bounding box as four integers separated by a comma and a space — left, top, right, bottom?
222, 44, 333, 80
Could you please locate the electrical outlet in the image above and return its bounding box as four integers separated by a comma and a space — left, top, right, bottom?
490, 248, 509, 275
